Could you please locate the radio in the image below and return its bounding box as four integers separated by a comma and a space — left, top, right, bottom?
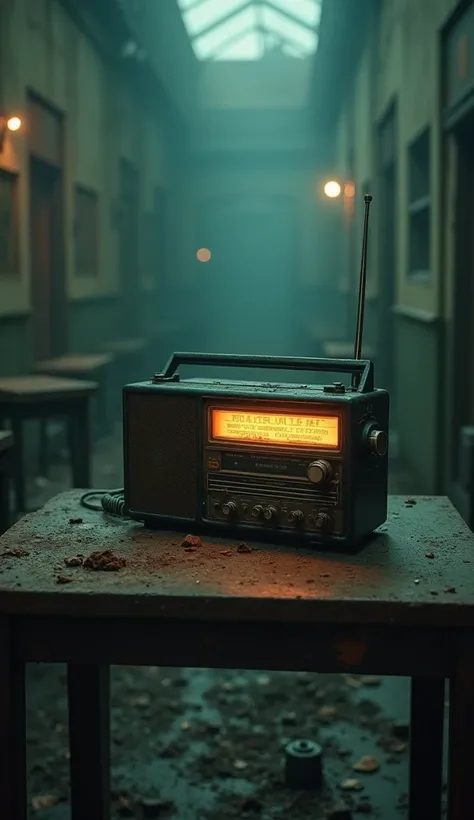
122, 194, 389, 547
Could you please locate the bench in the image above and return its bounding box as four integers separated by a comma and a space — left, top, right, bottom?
0, 431, 13, 533
0, 376, 97, 513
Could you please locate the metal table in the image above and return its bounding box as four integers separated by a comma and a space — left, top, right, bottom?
0, 492, 472, 820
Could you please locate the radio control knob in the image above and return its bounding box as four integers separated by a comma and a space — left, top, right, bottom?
222, 502, 237, 517
263, 506, 278, 521
368, 428, 388, 457
252, 505, 264, 519
288, 510, 304, 524
315, 512, 331, 530
307, 460, 332, 485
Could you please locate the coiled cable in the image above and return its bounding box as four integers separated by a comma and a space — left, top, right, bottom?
80, 488, 126, 517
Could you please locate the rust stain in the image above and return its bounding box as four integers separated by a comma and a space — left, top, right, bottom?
332, 636, 369, 668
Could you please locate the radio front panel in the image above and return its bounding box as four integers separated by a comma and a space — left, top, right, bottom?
202, 400, 345, 536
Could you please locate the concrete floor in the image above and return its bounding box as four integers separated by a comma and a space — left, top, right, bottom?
17, 425, 429, 819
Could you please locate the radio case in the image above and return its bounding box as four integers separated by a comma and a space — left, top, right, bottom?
123, 352, 389, 547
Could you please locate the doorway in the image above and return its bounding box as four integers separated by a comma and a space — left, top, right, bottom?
118, 159, 140, 337
199, 195, 300, 380
29, 156, 66, 361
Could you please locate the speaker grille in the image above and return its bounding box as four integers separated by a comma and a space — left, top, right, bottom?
126, 393, 198, 518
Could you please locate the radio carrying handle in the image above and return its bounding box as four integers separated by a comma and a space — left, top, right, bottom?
154, 352, 374, 394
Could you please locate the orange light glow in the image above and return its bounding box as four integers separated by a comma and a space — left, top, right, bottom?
197, 247, 211, 262
344, 182, 356, 198
211, 409, 340, 448
6, 116, 21, 132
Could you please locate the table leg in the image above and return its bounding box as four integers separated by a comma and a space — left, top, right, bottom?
0, 459, 10, 534
67, 664, 110, 820
409, 676, 445, 820
10, 416, 25, 513
447, 635, 474, 820
0, 619, 27, 819
69, 401, 91, 487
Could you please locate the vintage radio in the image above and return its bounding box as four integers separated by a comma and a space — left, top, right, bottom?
122, 195, 389, 547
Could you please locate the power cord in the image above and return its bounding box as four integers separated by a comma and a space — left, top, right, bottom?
80, 488, 126, 517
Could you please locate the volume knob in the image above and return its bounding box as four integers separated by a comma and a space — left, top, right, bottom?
368, 428, 388, 457
222, 502, 237, 517
307, 460, 332, 485
263, 506, 278, 521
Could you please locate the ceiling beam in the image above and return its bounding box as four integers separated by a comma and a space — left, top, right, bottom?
263, 0, 318, 33
209, 25, 258, 58
192, 1, 252, 41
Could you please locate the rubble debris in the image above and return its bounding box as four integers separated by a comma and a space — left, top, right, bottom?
56, 576, 73, 585
0, 548, 29, 557
32, 794, 59, 810
83, 549, 126, 571
64, 555, 84, 567
425, 552, 435, 559
444, 585, 456, 593
405, 498, 417, 506
181, 534, 202, 549
139, 796, 175, 818
328, 802, 353, 819
318, 705, 338, 718
352, 755, 380, 773
69, 517, 83, 525
359, 676, 381, 686
237, 542, 253, 553
340, 778, 364, 791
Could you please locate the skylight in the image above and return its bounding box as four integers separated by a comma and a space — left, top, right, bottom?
176, 0, 322, 61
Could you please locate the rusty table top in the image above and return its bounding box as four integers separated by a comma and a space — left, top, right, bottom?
0, 492, 472, 626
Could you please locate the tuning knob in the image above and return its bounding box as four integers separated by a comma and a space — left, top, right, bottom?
252, 504, 264, 519
288, 510, 304, 524
307, 460, 332, 485
222, 502, 237, 517
263, 506, 278, 521
367, 428, 388, 457
315, 512, 330, 530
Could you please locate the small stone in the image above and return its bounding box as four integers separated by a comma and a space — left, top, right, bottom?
237, 542, 253, 553
340, 778, 364, 791
65, 555, 83, 567
319, 705, 338, 718
139, 797, 174, 818
181, 534, 202, 549
233, 759, 248, 770
425, 552, 435, 559
353, 755, 380, 773
56, 576, 73, 585
328, 803, 353, 819
69, 517, 83, 524
360, 675, 381, 686
444, 585, 456, 593
32, 795, 59, 810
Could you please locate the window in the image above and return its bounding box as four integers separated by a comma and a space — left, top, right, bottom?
0, 169, 19, 275
176, 0, 321, 61
74, 186, 98, 276
407, 128, 431, 279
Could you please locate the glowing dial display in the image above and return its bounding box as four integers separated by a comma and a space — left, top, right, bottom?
211, 410, 340, 449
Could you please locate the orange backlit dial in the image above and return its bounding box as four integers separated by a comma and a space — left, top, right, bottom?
211, 409, 340, 449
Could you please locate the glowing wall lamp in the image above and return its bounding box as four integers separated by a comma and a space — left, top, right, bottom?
323, 180, 342, 199
0, 114, 22, 152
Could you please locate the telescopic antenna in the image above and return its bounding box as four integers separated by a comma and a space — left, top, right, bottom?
352, 194, 373, 388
